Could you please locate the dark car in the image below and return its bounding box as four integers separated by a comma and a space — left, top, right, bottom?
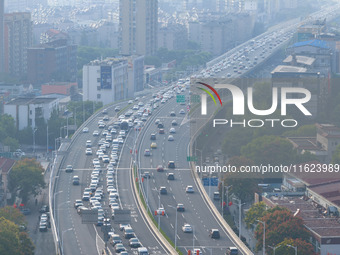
142, 171, 151, 179
20, 208, 31, 215
170, 111, 176, 116
168, 161, 175, 169
160, 186, 167, 195
226, 247, 239, 255
150, 133, 156, 140
167, 173, 175, 180
159, 129, 165, 134
177, 203, 185, 212
209, 229, 220, 239
39, 205, 49, 213
157, 123, 164, 128
129, 238, 142, 248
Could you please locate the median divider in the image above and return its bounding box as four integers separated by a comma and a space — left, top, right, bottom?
130, 161, 178, 254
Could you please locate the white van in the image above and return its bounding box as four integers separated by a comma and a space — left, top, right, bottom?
137, 247, 148, 255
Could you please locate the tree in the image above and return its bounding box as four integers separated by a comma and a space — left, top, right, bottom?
0, 217, 21, 255
0, 207, 26, 227
255, 207, 310, 251
0, 217, 34, 255
241, 136, 298, 166
8, 159, 45, 203
283, 125, 317, 137
274, 238, 316, 255
224, 156, 260, 202
245, 202, 267, 228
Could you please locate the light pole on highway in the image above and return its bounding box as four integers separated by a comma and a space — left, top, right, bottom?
268, 244, 281, 255
168, 205, 178, 249
256, 219, 266, 255
33, 128, 37, 154
286, 244, 297, 255
60, 126, 66, 138
61, 228, 73, 255
192, 225, 195, 253
195, 148, 203, 165
158, 188, 161, 230
225, 185, 232, 214
233, 197, 245, 239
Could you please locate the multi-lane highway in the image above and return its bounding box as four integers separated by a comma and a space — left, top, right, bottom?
52, 5, 340, 255
137, 92, 237, 254
54, 98, 170, 255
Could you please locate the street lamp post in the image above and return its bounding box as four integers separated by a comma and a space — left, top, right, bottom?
61, 228, 73, 255
66, 114, 69, 138
33, 128, 37, 154
286, 244, 297, 255
158, 188, 161, 230
168, 205, 178, 249
268, 244, 281, 255
195, 148, 203, 165
256, 219, 266, 255
233, 198, 245, 238
226, 185, 232, 210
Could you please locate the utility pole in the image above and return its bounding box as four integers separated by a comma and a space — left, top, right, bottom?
233, 198, 245, 238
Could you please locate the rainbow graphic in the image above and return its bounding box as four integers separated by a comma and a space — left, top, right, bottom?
197, 82, 222, 106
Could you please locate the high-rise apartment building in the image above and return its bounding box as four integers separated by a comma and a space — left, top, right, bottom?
119, 0, 158, 56
0, 0, 4, 74
4, 12, 32, 79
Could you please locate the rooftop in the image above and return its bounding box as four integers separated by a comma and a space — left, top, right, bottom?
287, 137, 320, 151
271, 65, 307, 74
283, 55, 315, 66
6, 97, 58, 105
86, 58, 127, 67
285, 161, 340, 187
309, 182, 340, 207
264, 195, 340, 238
289, 39, 330, 49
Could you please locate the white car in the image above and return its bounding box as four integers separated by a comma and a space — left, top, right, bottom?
186, 185, 194, 193
82, 127, 89, 133
85, 148, 92, 155
92, 158, 100, 165
169, 128, 176, 134
168, 135, 174, 141
93, 130, 99, 136
128, 100, 133, 104
182, 224, 193, 233
156, 208, 165, 215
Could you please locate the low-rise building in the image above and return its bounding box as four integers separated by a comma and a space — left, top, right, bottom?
41, 82, 78, 96
4, 97, 59, 130
287, 124, 340, 163
83, 58, 128, 106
